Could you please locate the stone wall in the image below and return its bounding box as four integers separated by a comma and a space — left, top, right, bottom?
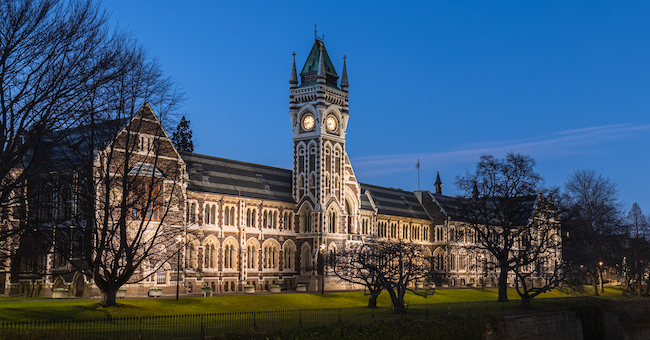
485, 311, 583, 340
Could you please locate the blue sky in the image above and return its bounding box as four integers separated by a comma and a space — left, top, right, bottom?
106, 1, 650, 214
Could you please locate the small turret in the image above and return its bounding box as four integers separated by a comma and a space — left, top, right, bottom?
472, 182, 479, 200
289, 52, 298, 88
434, 171, 443, 195
340, 54, 349, 91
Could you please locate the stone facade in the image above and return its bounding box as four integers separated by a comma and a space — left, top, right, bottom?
0, 38, 561, 297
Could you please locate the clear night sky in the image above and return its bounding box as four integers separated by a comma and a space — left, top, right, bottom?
106, 1, 650, 214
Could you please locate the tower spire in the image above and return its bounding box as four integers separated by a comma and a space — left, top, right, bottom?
340, 54, 348, 90
434, 171, 443, 195
317, 44, 326, 83
290, 52, 298, 87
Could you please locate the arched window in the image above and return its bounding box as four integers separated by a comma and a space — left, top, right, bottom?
224, 207, 230, 226
273, 212, 277, 228
300, 244, 311, 273
230, 207, 235, 225
189, 203, 196, 223
204, 205, 210, 224
246, 242, 258, 269
252, 209, 256, 227
263, 211, 268, 227
204, 243, 216, 269
246, 209, 251, 226
283, 242, 295, 271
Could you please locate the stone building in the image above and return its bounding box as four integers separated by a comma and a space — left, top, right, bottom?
1, 37, 560, 297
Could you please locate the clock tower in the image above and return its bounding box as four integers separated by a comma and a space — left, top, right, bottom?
289, 37, 360, 251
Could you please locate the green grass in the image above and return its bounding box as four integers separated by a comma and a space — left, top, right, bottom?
0, 287, 623, 323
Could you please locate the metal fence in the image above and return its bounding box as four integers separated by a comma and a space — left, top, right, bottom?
0, 296, 595, 340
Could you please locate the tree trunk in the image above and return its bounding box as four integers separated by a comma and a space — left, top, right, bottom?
498, 263, 509, 302
367, 293, 378, 308
101, 287, 118, 307
520, 296, 532, 309
592, 269, 599, 296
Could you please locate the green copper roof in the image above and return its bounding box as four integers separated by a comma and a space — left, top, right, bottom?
300, 39, 339, 88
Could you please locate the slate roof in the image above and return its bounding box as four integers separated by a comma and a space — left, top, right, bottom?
360, 183, 431, 220
181, 152, 294, 203
428, 192, 537, 226
37, 118, 129, 172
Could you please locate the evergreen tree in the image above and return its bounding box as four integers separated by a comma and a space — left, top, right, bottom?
172, 116, 194, 152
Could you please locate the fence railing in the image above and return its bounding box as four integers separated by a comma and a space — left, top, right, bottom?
0, 296, 596, 340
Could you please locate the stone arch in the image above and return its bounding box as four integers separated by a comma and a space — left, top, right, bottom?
326, 203, 341, 233
72, 272, 86, 297
297, 104, 317, 125
222, 236, 239, 270
300, 242, 312, 274
282, 240, 297, 271
245, 237, 261, 270
203, 235, 220, 269
298, 202, 313, 233
186, 234, 200, 270
343, 190, 359, 234
262, 238, 281, 270
52, 276, 66, 289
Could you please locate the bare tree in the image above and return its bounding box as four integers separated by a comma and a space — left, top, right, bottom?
561, 169, 623, 296
455, 153, 557, 303
512, 194, 563, 308
334, 239, 434, 314
0, 0, 128, 291
621, 203, 650, 296
66, 46, 184, 306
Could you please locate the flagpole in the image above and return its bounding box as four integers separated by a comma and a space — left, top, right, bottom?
417, 159, 420, 190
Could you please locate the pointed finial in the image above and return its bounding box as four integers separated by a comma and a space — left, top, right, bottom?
315, 23, 317, 38
317, 44, 326, 81
340, 53, 349, 89
290, 51, 298, 86
434, 171, 442, 195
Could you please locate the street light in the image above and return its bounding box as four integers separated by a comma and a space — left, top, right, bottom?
599, 261, 604, 293
319, 243, 326, 295
175, 236, 183, 300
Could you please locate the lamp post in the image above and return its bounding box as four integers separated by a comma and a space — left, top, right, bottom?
319, 243, 326, 295
175, 236, 183, 300
599, 261, 604, 293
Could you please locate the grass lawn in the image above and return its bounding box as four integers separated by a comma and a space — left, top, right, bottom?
0, 287, 623, 323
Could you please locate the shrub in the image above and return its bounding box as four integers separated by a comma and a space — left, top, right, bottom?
201, 286, 212, 290
52, 288, 69, 292
149, 287, 162, 291
270, 285, 281, 288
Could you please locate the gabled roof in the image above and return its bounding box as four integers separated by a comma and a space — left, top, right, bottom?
181, 152, 294, 203
426, 192, 538, 226
360, 183, 431, 220
37, 118, 129, 171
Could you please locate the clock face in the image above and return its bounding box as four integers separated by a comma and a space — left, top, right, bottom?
326, 116, 337, 132
302, 115, 314, 130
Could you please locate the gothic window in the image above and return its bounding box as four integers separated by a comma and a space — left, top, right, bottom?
300, 243, 311, 273
328, 210, 337, 233
210, 206, 216, 224
230, 207, 235, 225
273, 211, 277, 228
247, 209, 252, 226
263, 243, 279, 269
189, 203, 196, 223
129, 180, 162, 221
204, 205, 210, 224
223, 241, 238, 269
156, 268, 166, 285
246, 242, 258, 269
187, 243, 195, 269
283, 242, 295, 271
204, 243, 216, 269
263, 211, 268, 227
309, 173, 315, 195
